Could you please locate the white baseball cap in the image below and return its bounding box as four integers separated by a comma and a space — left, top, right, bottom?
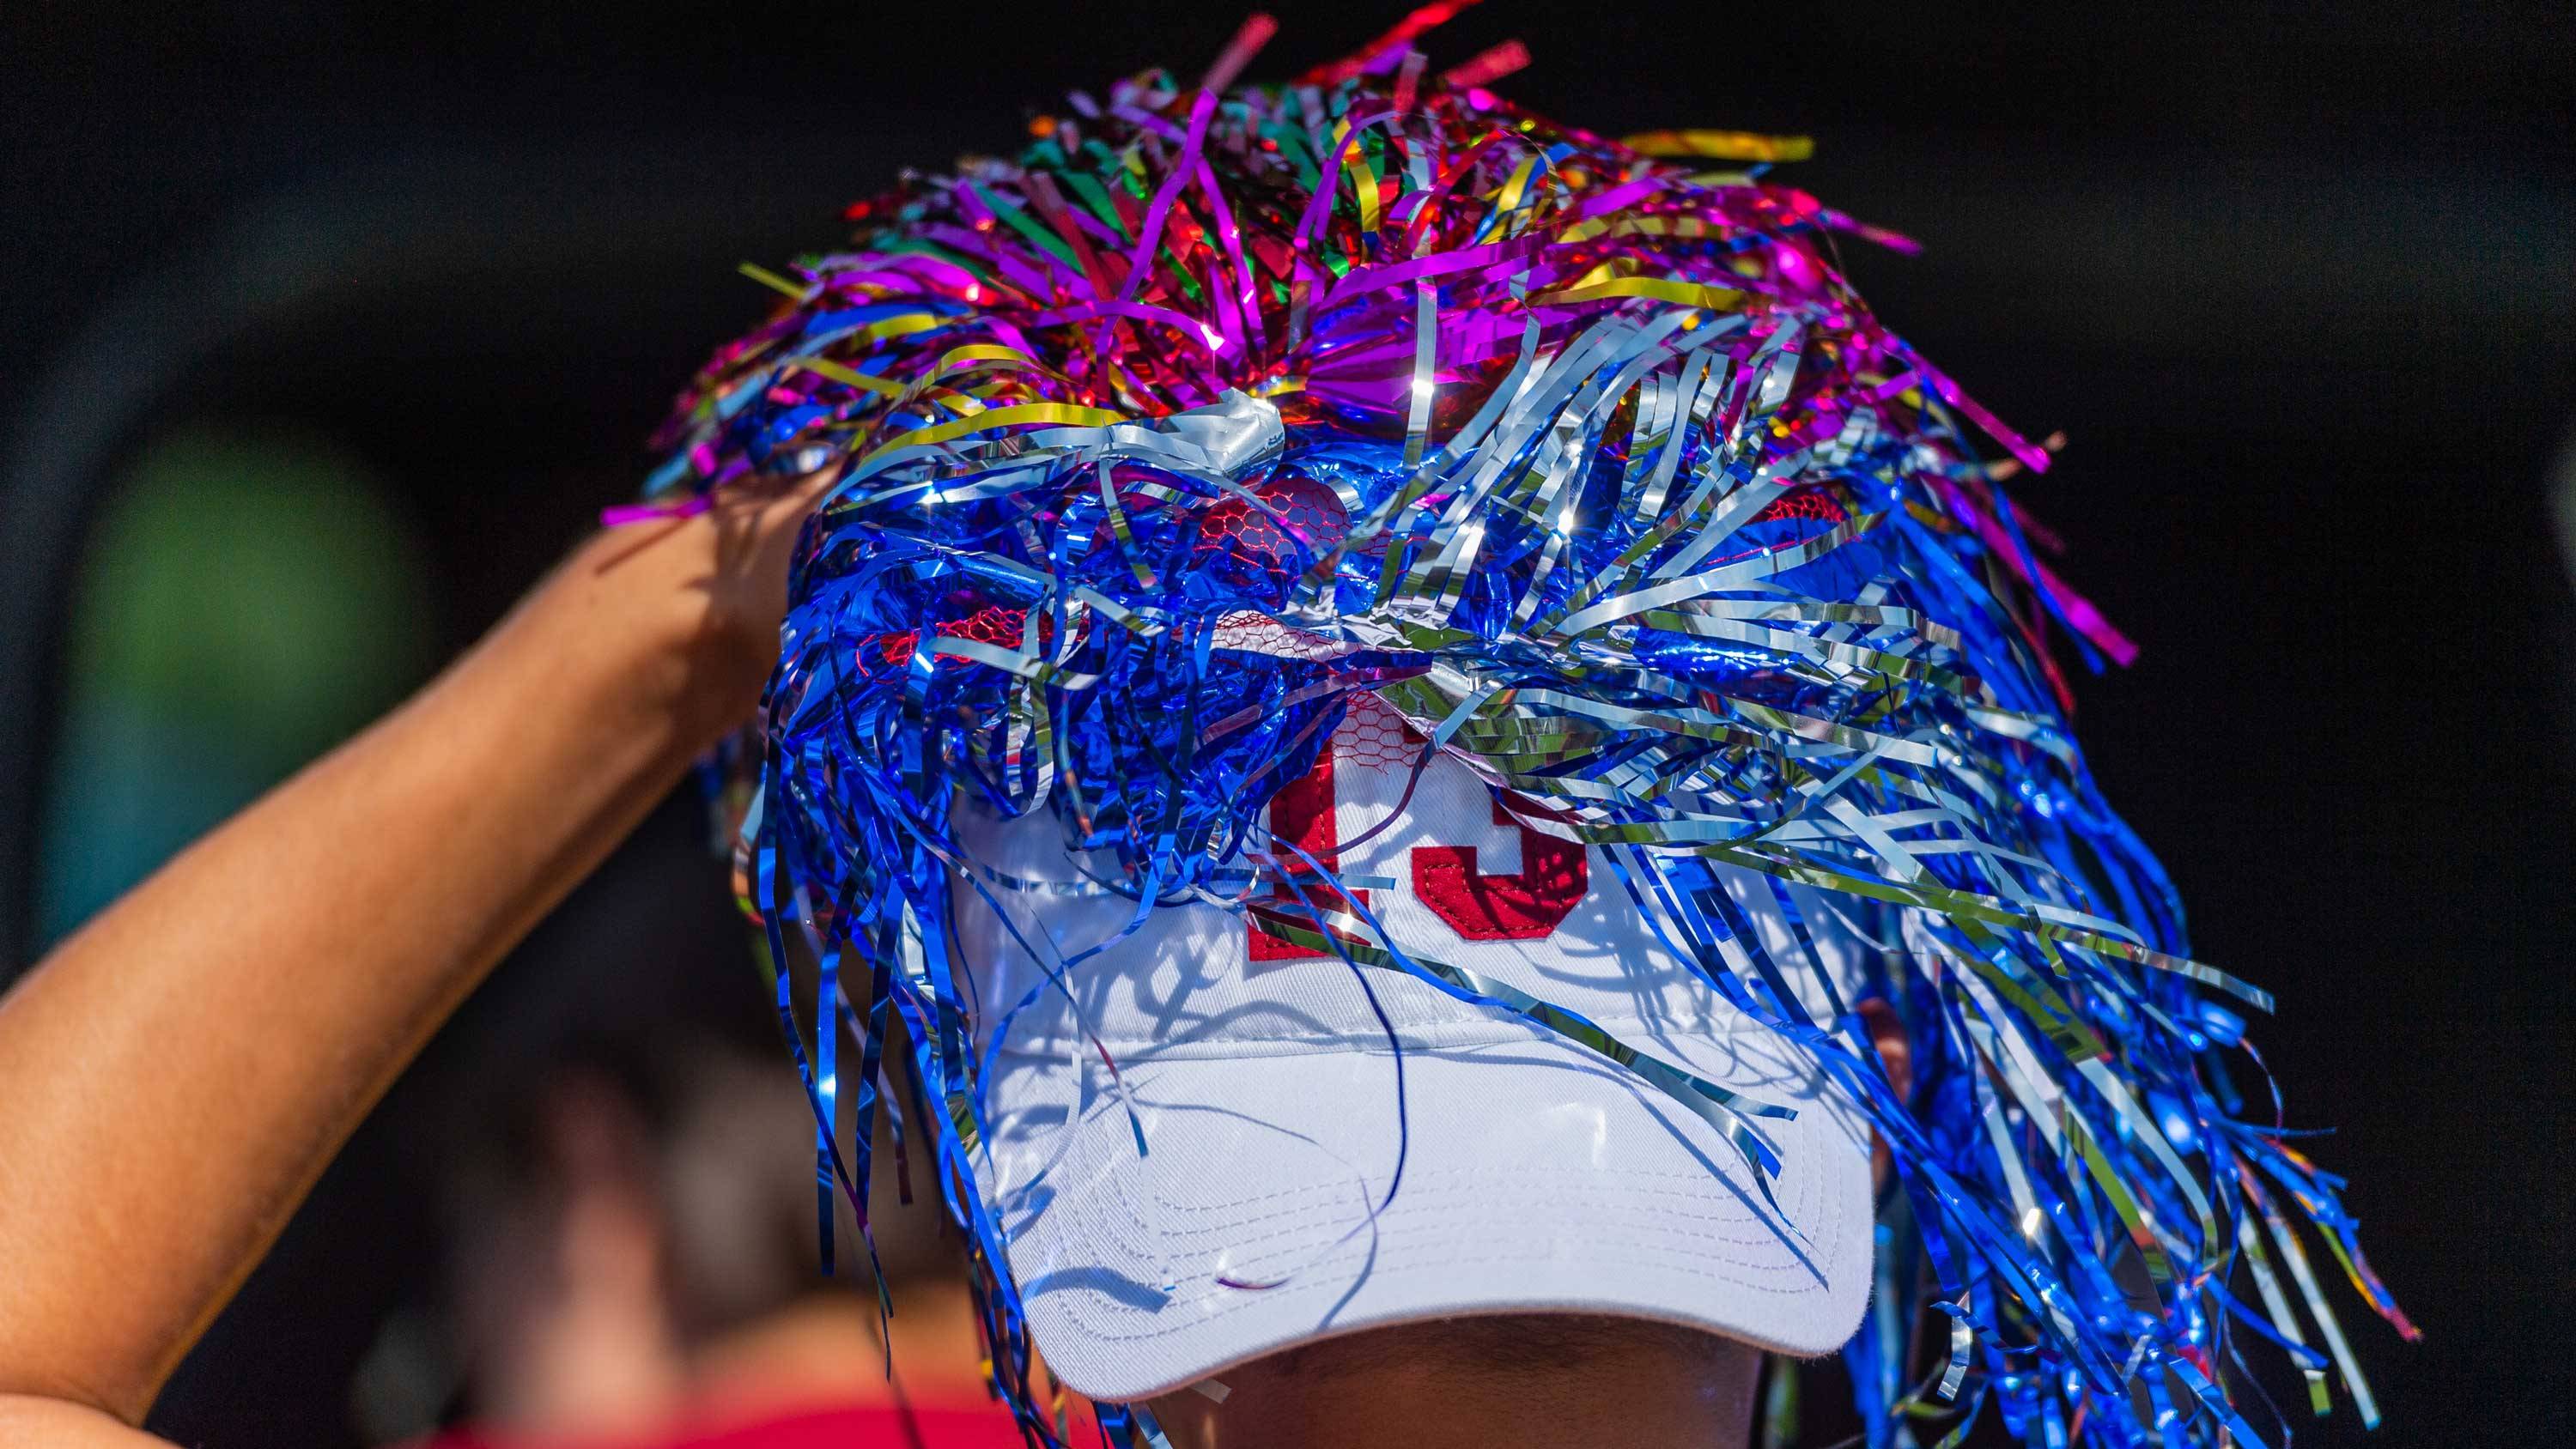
951, 693, 1876, 1403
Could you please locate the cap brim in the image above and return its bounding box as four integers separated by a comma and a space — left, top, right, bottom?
979, 1020, 1873, 1403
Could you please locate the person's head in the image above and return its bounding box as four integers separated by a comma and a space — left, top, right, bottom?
1145, 1316, 1764, 1449
938, 688, 1875, 1448
648, 21, 2409, 1446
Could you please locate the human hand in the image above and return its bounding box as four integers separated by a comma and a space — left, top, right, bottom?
574, 472, 835, 755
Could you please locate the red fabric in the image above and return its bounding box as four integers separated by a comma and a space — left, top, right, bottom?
1746, 484, 1848, 526
878, 604, 1039, 667
1252, 711, 1589, 952
418, 1401, 1030, 1449
1194, 470, 1348, 571
1248, 748, 1366, 961
1410, 797, 1587, 941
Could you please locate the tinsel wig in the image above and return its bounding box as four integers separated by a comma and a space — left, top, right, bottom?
639, 17, 2411, 1447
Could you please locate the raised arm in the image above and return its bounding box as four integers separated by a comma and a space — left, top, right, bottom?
0, 482, 817, 1443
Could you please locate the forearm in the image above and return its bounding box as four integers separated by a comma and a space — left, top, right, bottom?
0, 521, 759, 1422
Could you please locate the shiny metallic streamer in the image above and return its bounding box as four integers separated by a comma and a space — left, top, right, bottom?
645, 36, 2412, 1449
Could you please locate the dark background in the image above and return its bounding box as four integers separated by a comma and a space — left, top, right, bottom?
3, 2, 2570, 1444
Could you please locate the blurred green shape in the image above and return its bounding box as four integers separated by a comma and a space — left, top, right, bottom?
38, 427, 439, 943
